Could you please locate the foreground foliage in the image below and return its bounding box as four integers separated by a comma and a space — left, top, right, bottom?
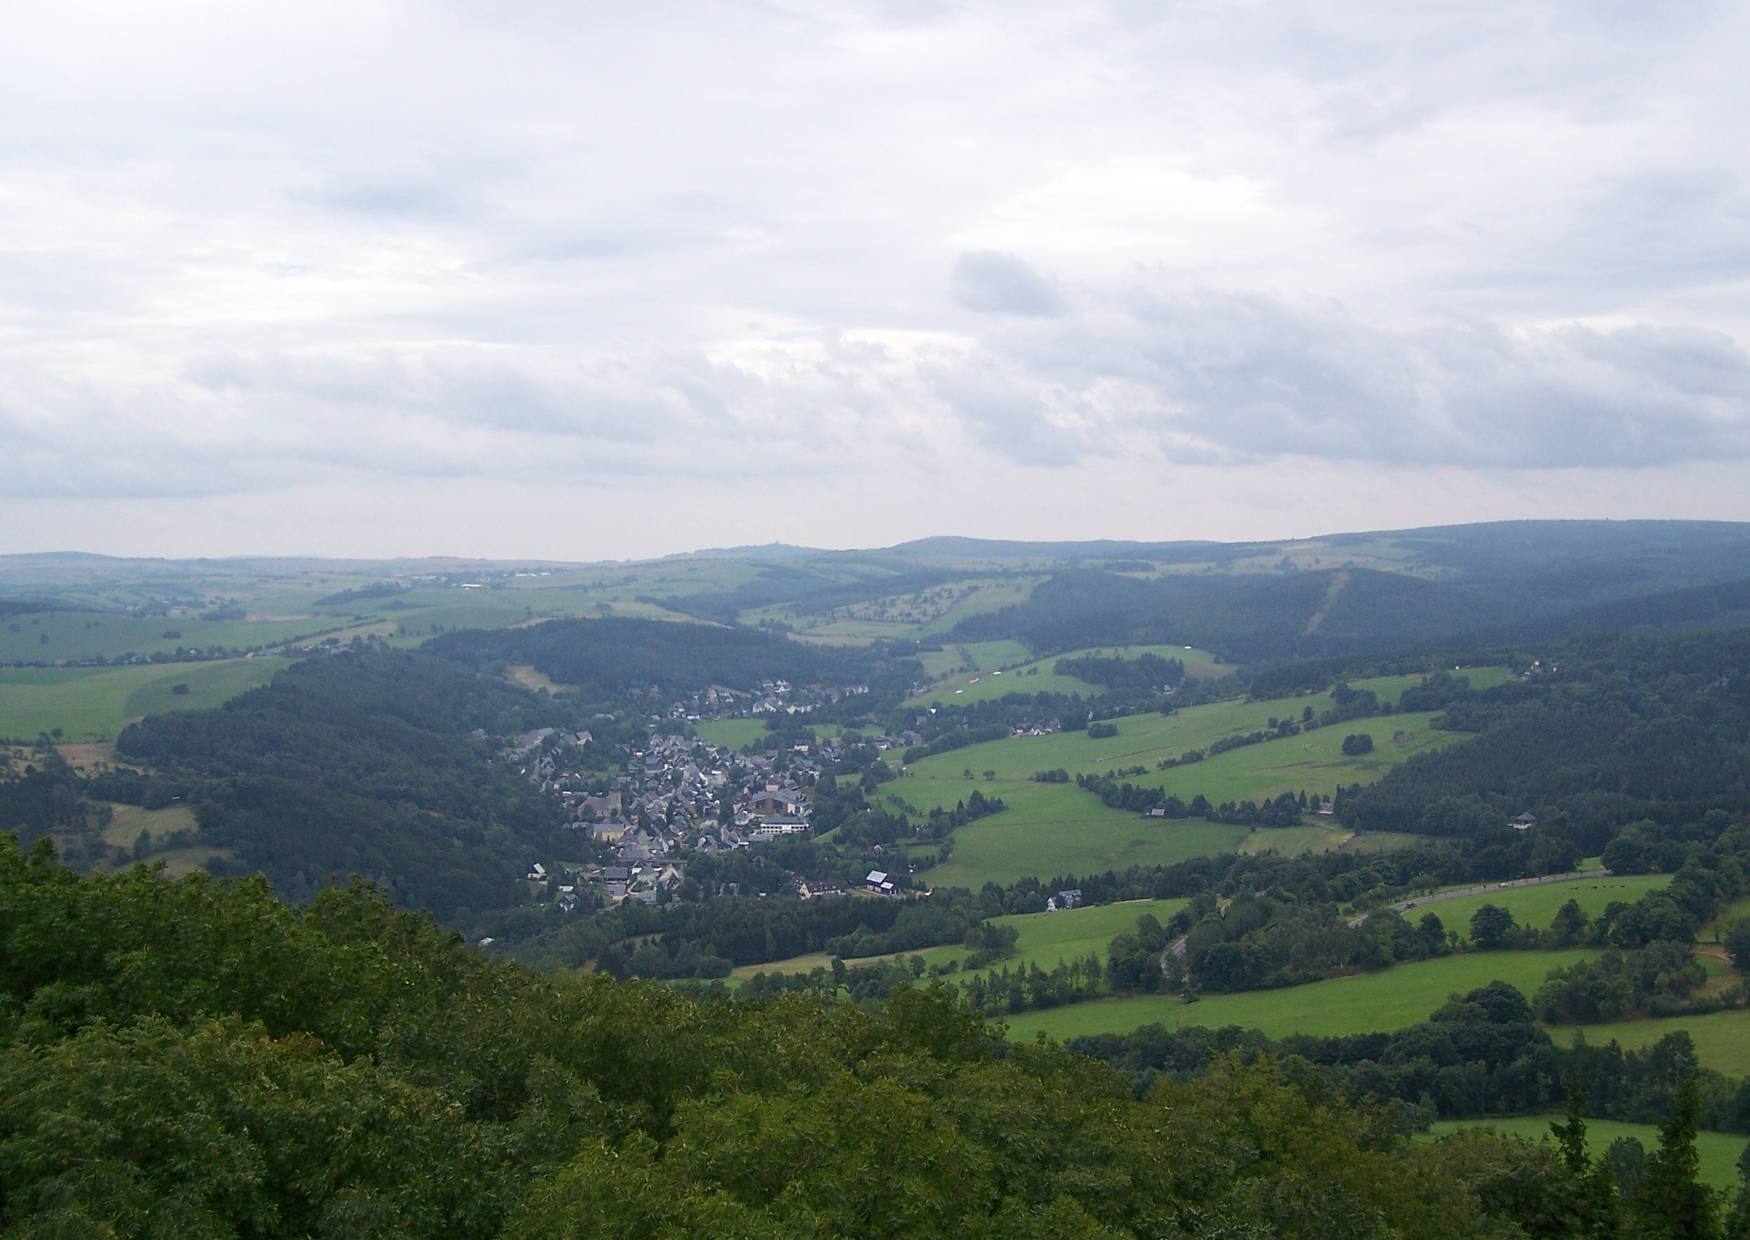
4, 835, 1722, 1238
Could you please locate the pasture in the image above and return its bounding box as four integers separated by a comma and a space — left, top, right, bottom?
1556, 1010, 1750, 1077
0, 657, 292, 742
1401, 874, 1671, 942
917, 780, 1251, 890
899, 693, 1467, 888
905, 643, 1232, 707
743, 579, 1043, 645
732, 897, 1191, 983
1342, 665, 1512, 706
1001, 949, 1602, 1042
1426, 1117, 1747, 1192
693, 719, 771, 751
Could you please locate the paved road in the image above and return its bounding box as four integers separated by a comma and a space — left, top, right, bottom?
1344, 868, 1609, 928
1161, 869, 1609, 975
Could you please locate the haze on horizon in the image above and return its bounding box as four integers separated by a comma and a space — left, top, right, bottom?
3, 1, 1748, 562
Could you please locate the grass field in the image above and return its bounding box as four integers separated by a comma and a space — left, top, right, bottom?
1426, 1116, 1748, 1192
1134, 712, 1452, 805
905, 644, 1232, 707
1002, 949, 1601, 1042
0, 656, 292, 742
1344, 666, 1513, 706
920, 787, 1252, 889
694, 719, 771, 751
97, 801, 198, 849
1556, 1010, 1750, 1077
1409, 874, 1671, 942
899, 693, 1466, 888
732, 897, 1191, 983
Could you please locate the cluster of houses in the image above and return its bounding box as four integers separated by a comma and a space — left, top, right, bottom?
507, 707, 891, 910
656, 678, 871, 726
499, 670, 968, 914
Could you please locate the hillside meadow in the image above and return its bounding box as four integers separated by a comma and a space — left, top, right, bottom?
901, 691, 1464, 888
0, 656, 293, 742
1407, 874, 1672, 942
905, 643, 1234, 707
731, 896, 1191, 983
1556, 1010, 1750, 1078
1001, 949, 1603, 1042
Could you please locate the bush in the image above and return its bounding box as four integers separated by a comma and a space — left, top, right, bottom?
1341, 733, 1375, 756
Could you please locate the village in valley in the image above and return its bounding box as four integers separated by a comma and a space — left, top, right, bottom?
506, 675, 926, 918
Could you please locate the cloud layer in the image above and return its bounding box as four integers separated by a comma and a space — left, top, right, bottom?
1, 1, 1747, 554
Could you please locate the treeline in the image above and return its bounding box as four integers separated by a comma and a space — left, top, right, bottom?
1071, 978, 1750, 1140
1077, 774, 1313, 827
7, 833, 1657, 1238
1052, 651, 1185, 689
114, 648, 574, 922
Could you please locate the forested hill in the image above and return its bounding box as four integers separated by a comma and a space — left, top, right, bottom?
1343, 629, 1750, 844
946, 563, 1750, 665
113, 650, 572, 920
0, 836, 1713, 1238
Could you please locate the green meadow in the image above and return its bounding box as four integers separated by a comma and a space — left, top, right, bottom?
1135, 711, 1452, 805
0, 657, 292, 742
1556, 1010, 1750, 1078
899, 691, 1468, 888
905, 643, 1232, 707
918, 785, 1251, 889
1002, 949, 1602, 1042
1343, 665, 1513, 706
1405, 874, 1671, 942
693, 719, 771, 751
0, 611, 334, 664
1426, 1116, 1748, 1192
732, 897, 1190, 983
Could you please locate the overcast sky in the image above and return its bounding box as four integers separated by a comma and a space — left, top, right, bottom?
3, 1, 1748, 560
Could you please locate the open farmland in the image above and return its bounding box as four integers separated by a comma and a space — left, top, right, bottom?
1135, 711, 1456, 804
915, 781, 1251, 889
906, 643, 1232, 706
1426, 1117, 1748, 1192
1554, 1010, 1750, 1078
1002, 948, 1603, 1042
0, 656, 292, 742
732, 897, 1191, 983
900, 692, 1466, 888
1404, 874, 1671, 942
1343, 665, 1513, 705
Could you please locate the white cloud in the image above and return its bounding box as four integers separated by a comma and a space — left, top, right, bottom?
0, 0, 1747, 553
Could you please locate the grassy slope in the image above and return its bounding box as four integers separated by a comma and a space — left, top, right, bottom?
731, 897, 1191, 982
1412, 875, 1671, 942
1137, 712, 1452, 805
1002, 949, 1602, 1042
1556, 1010, 1750, 1077
905, 644, 1231, 707
1427, 1117, 1747, 1192
904, 693, 1462, 889
0, 657, 292, 742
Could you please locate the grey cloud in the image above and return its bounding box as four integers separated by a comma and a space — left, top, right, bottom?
987, 290, 1750, 469
951, 251, 1066, 318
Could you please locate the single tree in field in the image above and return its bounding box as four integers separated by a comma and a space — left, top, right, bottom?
1470, 903, 1517, 950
